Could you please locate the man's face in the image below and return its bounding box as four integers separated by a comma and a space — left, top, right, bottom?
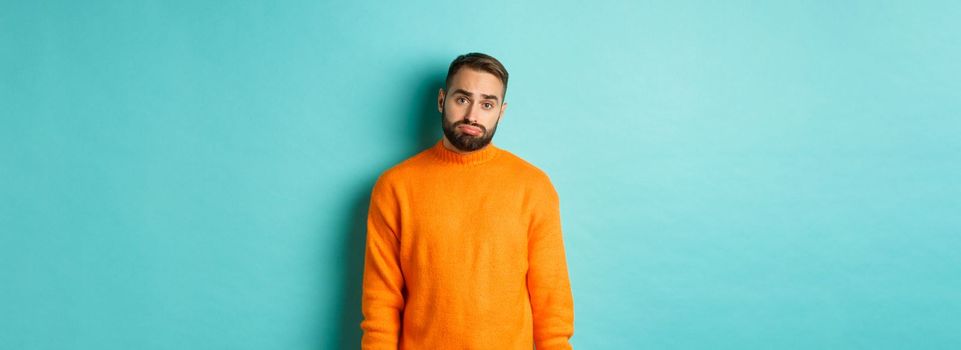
438, 68, 508, 152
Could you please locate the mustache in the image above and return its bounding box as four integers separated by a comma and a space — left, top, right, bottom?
454, 121, 486, 132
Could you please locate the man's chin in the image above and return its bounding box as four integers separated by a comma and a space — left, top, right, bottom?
456, 139, 491, 151
454, 135, 484, 146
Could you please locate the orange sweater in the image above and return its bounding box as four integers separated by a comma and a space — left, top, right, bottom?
361, 139, 574, 349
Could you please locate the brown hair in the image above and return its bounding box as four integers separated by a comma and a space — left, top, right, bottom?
445, 52, 509, 99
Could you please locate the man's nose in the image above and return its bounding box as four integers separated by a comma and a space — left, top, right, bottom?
463, 103, 480, 123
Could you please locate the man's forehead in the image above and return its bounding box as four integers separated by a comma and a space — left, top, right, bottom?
448, 69, 505, 98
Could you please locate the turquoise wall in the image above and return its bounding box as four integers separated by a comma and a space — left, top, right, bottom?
2, 1, 959, 349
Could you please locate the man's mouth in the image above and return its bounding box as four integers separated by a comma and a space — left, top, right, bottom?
458, 124, 483, 136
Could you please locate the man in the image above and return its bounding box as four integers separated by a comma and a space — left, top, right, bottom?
360, 52, 574, 349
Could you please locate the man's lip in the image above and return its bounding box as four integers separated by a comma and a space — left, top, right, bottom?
458, 125, 483, 135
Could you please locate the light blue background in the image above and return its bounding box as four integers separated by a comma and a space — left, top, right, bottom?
2, 1, 959, 349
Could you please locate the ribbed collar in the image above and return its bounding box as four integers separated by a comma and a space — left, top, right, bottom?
429, 138, 501, 166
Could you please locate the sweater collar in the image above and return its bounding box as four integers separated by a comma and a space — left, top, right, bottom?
430, 138, 501, 166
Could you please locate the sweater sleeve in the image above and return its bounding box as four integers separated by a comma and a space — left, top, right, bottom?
360, 176, 406, 349
527, 177, 575, 349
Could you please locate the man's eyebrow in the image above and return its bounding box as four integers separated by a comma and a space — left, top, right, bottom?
451, 88, 500, 102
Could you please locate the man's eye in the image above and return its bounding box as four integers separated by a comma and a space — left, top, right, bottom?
483, 103, 493, 109
457, 97, 468, 104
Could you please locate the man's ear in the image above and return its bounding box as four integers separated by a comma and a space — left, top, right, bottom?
437, 88, 445, 113
501, 101, 508, 115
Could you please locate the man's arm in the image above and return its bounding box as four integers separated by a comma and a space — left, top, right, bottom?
360, 176, 405, 349
527, 177, 575, 349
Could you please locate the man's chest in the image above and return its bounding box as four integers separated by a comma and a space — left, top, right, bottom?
399, 185, 531, 259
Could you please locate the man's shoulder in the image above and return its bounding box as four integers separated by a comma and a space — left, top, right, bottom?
496, 147, 555, 186
372, 147, 433, 188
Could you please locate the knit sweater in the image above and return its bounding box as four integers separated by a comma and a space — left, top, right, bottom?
360, 138, 574, 349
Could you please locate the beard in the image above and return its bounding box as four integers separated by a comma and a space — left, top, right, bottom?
441, 107, 501, 152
